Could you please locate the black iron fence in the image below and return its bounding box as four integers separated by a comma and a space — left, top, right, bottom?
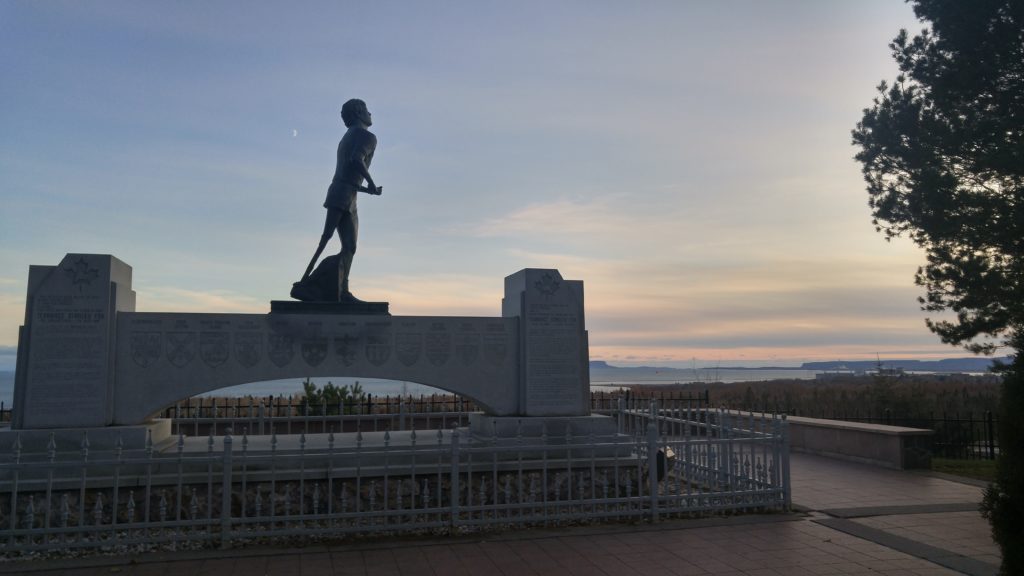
152, 389, 710, 437
0, 389, 711, 432
153, 389, 709, 419
3, 390, 995, 460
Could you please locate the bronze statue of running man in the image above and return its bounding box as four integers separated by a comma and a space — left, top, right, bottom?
294, 99, 381, 302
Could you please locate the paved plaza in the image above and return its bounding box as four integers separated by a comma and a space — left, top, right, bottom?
3, 453, 999, 576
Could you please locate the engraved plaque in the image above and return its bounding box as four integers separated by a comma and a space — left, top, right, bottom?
506, 269, 588, 416
21, 254, 134, 428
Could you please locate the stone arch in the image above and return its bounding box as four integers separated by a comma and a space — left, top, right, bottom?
13, 254, 590, 431
113, 314, 520, 425
144, 374, 483, 421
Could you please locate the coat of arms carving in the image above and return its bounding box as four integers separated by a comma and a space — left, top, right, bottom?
455, 333, 479, 366
365, 333, 392, 366
166, 332, 197, 368
200, 331, 230, 367
268, 334, 294, 368
425, 333, 451, 366
234, 332, 262, 368
334, 334, 360, 366
395, 333, 422, 367
302, 336, 328, 367
131, 332, 162, 368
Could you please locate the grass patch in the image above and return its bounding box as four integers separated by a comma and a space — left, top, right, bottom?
932, 458, 997, 482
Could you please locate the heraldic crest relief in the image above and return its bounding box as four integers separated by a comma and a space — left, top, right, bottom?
200, 331, 230, 368
131, 332, 162, 368
425, 332, 451, 367
365, 333, 392, 366
268, 334, 294, 368
302, 335, 328, 367
234, 332, 262, 367
334, 334, 359, 366
395, 333, 422, 367
166, 332, 197, 368
455, 333, 479, 366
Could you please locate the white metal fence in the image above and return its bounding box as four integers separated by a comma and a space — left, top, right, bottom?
0, 398, 789, 557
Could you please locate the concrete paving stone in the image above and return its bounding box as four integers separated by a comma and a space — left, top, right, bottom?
299, 560, 335, 573
123, 565, 168, 576
396, 565, 437, 576
492, 560, 531, 574
458, 558, 500, 571
744, 569, 786, 576
802, 564, 846, 575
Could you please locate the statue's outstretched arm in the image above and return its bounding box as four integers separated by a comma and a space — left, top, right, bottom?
349, 157, 381, 195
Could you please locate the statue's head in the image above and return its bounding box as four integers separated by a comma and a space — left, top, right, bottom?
341, 99, 371, 128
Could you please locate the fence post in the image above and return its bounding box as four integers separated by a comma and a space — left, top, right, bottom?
643, 397, 659, 522
220, 430, 233, 548
646, 421, 659, 522
449, 429, 461, 530
617, 396, 625, 435
781, 415, 791, 511
986, 411, 996, 460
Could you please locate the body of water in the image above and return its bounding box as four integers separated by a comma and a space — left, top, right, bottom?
590, 368, 821, 386
0, 369, 829, 410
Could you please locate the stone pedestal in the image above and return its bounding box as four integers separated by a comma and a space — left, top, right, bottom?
270, 300, 389, 315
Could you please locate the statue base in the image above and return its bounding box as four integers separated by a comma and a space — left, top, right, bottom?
270, 300, 390, 315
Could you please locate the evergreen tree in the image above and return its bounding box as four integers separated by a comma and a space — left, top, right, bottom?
852, 1, 1022, 572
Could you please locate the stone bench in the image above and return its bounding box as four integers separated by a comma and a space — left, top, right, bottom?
786, 415, 933, 470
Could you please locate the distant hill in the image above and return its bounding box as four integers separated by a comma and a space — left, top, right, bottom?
591, 357, 1009, 374
800, 357, 1010, 373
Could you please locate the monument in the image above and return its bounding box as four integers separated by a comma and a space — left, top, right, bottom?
8, 99, 617, 449
10, 254, 612, 448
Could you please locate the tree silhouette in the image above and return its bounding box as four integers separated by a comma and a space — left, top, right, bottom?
853, 1, 1022, 572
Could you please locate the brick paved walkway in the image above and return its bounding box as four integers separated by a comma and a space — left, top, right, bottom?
3, 453, 999, 576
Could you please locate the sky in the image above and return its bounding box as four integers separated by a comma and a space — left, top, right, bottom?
0, 0, 985, 370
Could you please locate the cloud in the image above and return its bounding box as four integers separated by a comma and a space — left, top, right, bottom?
461, 196, 633, 239
358, 273, 501, 317
137, 286, 267, 314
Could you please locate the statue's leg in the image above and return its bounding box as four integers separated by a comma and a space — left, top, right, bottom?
302, 208, 343, 281
337, 210, 359, 299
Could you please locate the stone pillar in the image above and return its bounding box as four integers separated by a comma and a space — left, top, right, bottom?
502, 269, 589, 416
13, 254, 135, 429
